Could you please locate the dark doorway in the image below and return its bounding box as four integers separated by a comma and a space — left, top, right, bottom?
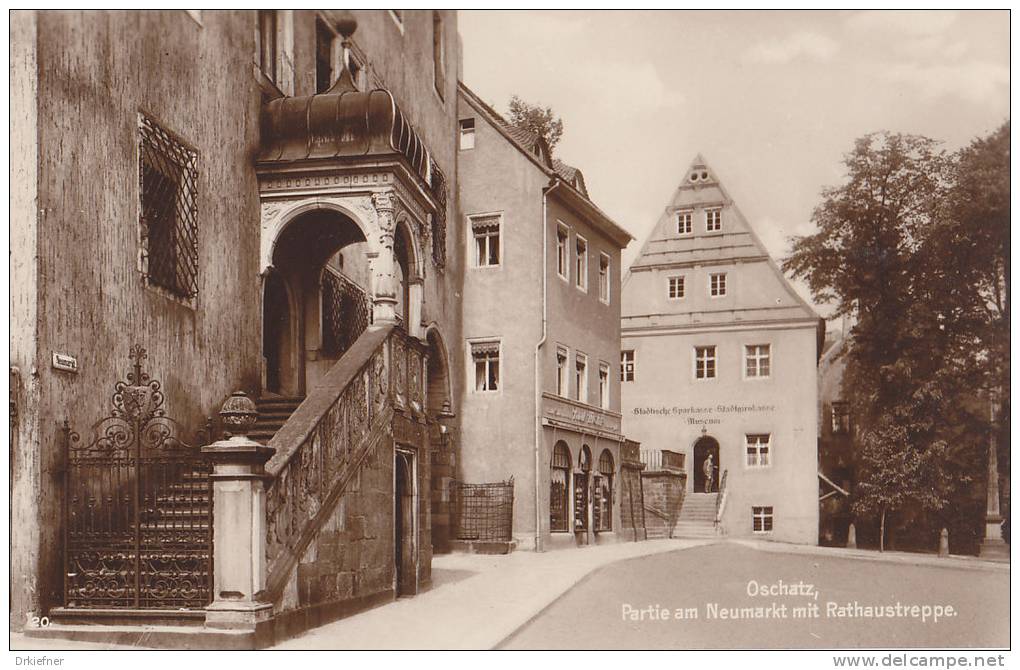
394, 449, 417, 596
693, 436, 720, 494
262, 271, 290, 394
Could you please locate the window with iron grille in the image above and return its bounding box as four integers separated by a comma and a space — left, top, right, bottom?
139, 113, 198, 301
550, 441, 572, 532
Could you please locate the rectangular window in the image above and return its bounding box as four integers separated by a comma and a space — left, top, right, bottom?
556, 345, 569, 398
458, 118, 475, 150
599, 363, 610, 409
256, 10, 278, 83
832, 401, 851, 435
599, 253, 610, 304
138, 113, 199, 301
471, 341, 500, 392
752, 506, 774, 533
706, 208, 722, 232
621, 350, 635, 382
471, 215, 500, 267
432, 11, 446, 98
668, 275, 685, 300
315, 18, 335, 94
677, 210, 693, 235
575, 236, 588, 291
710, 272, 727, 297
695, 346, 716, 379
745, 344, 771, 378
556, 224, 569, 280
746, 434, 771, 468
575, 353, 588, 403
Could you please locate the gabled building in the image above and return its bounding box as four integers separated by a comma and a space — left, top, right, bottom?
456, 82, 634, 551
620, 155, 823, 544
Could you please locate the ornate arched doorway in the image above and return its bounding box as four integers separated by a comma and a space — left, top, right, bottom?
264, 207, 371, 397
693, 435, 720, 494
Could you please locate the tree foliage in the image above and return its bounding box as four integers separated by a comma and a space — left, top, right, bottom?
784, 125, 1009, 551
507, 95, 564, 152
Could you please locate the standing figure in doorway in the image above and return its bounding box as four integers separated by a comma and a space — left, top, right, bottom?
703, 453, 715, 493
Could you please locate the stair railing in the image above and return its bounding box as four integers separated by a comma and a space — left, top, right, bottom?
714, 469, 728, 534
261, 323, 426, 601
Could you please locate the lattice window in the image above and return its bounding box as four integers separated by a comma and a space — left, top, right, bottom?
139, 113, 199, 300
321, 269, 371, 358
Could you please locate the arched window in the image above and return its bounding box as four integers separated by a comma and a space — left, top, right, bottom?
550, 441, 571, 533
575, 445, 593, 531
595, 450, 615, 532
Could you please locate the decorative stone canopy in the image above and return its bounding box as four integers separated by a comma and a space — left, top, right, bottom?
258, 72, 434, 193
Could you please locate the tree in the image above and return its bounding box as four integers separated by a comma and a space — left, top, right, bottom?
784, 132, 967, 550
507, 95, 564, 152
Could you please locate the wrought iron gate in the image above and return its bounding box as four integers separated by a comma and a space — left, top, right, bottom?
63, 346, 213, 609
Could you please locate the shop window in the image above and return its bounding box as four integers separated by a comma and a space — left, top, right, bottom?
138, 113, 199, 301
621, 350, 635, 382
746, 434, 771, 468
556, 223, 569, 280
471, 340, 500, 392
556, 345, 569, 398
706, 207, 722, 232
575, 235, 588, 291
677, 210, 693, 235
550, 441, 571, 533
598, 362, 610, 410
745, 344, 771, 378
668, 275, 685, 299
832, 401, 851, 434
575, 446, 592, 531
459, 118, 475, 150
599, 253, 610, 304
695, 346, 716, 379
710, 272, 727, 297
470, 215, 500, 267
595, 450, 614, 532
752, 506, 774, 533
575, 353, 588, 403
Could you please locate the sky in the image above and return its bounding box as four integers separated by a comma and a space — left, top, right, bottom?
457, 10, 1010, 317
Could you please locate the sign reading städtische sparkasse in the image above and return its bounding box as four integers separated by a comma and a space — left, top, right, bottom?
542, 393, 622, 438
631, 403, 776, 426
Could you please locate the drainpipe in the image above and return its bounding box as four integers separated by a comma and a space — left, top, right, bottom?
535, 180, 561, 553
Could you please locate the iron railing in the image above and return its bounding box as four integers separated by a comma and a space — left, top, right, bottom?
715, 469, 729, 531
63, 346, 212, 609
321, 267, 371, 358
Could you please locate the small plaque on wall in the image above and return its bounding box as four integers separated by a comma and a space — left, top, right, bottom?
52, 352, 78, 373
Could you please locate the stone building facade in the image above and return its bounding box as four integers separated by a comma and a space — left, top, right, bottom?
11, 9, 463, 641
620, 156, 823, 544
456, 83, 633, 551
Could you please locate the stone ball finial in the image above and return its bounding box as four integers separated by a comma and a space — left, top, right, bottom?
337, 15, 358, 38
219, 391, 258, 437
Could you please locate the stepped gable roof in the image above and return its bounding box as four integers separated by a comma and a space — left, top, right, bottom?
624, 154, 820, 328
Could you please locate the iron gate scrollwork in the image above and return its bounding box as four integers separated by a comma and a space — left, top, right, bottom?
63, 345, 213, 609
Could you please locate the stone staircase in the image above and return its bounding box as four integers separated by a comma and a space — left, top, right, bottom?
673, 492, 718, 539
251, 395, 305, 444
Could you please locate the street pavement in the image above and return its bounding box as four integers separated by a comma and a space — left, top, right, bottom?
501, 542, 1010, 650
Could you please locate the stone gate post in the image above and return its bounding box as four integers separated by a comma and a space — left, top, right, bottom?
203, 391, 275, 640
